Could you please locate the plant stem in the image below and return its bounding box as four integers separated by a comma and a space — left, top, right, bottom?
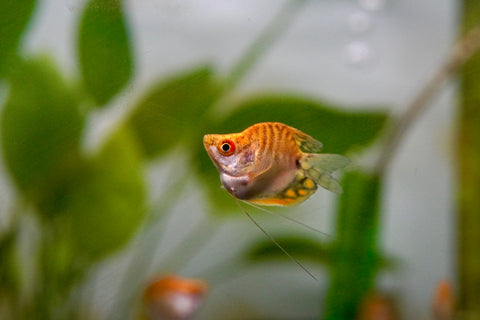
223, 0, 309, 91
326, 23, 480, 320
108, 166, 190, 320
457, 0, 480, 317
375, 26, 480, 173
108, 2, 311, 317
323, 171, 381, 320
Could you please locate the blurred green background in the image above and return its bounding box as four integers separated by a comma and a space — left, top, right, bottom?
0, 0, 478, 319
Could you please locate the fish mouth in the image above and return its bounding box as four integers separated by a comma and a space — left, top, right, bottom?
206, 146, 220, 164
203, 135, 215, 155
203, 136, 224, 171
203, 134, 214, 149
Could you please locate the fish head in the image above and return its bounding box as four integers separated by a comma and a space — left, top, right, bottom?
204, 132, 261, 200
203, 133, 256, 178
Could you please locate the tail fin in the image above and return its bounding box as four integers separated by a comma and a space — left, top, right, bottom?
300, 154, 350, 194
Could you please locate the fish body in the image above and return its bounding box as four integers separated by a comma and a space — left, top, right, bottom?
203, 122, 349, 206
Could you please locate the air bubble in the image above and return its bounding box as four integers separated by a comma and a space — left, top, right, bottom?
343, 41, 374, 67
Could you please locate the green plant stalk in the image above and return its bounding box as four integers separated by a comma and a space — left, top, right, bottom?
223, 0, 309, 91
322, 171, 381, 320
29, 221, 85, 320
457, 0, 480, 317
371, 16, 480, 319
108, 167, 190, 320
0, 228, 21, 319
110, 1, 310, 317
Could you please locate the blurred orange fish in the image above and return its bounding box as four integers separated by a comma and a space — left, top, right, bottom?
432, 279, 455, 320
142, 274, 208, 320
203, 122, 349, 206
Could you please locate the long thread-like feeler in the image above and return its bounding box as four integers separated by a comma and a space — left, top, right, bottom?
236, 200, 319, 281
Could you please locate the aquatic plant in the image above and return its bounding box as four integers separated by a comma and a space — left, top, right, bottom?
0, 0, 479, 319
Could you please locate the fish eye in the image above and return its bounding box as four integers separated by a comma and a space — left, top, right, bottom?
219, 139, 235, 156
221, 143, 230, 152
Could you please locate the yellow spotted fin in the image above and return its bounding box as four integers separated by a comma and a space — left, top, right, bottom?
299, 153, 350, 194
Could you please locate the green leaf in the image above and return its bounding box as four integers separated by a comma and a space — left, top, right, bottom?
246, 235, 332, 266
1, 57, 84, 205
0, 0, 36, 76
195, 94, 389, 214
129, 66, 220, 158
212, 95, 389, 154
324, 170, 382, 320
78, 0, 133, 106
60, 128, 146, 260
246, 233, 396, 270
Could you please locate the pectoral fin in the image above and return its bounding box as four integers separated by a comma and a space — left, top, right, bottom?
300, 153, 350, 194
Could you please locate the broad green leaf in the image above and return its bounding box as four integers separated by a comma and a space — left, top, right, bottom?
324, 170, 382, 320
60, 128, 146, 260
246, 235, 332, 266
247, 233, 395, 270
212, 95, 389, 154
0, 0, 36, 76
78, 0, 133, 106
195, 94, 389, 214
1, 57, 83, 205
129, 66, 220, 158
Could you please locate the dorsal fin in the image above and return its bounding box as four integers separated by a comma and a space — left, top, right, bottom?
292, 131, 323, 153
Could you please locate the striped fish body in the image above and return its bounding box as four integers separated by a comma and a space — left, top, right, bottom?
203, 122, 349, 206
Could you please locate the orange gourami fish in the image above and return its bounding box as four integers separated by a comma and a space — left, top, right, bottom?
203, 122, 349, 206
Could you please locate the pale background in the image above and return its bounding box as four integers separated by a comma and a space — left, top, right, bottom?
1, 0, 456, 319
